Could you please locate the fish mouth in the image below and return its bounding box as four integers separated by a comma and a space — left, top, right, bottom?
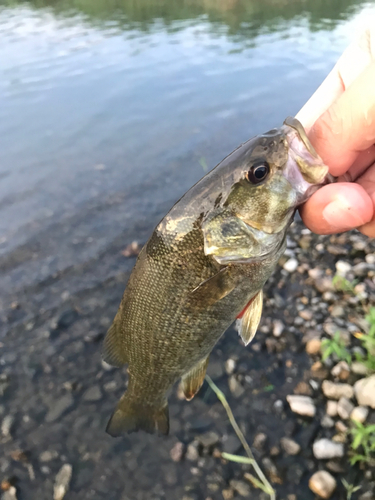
282, 116, 332, 203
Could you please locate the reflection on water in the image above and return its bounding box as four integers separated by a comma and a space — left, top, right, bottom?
0, 0, 373, 287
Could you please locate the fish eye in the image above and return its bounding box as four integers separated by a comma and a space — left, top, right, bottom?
246, 161, 270, 184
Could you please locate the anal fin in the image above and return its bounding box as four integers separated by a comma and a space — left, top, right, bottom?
180, 356, 209, 401
102, 320, 128, 367
237, 290, 263, 346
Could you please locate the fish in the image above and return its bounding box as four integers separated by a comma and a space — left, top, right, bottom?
103, 117, 331, 436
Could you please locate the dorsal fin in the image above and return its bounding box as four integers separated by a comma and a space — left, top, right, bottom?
102, 317, 128, 367
237, 290, 263, 346
180, 356, 210, 400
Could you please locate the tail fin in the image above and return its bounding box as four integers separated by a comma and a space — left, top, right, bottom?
106, 393, 169, 437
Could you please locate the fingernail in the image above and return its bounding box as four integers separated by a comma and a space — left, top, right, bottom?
322, 196, 366, 229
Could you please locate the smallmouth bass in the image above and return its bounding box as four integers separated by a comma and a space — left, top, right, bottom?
103, 117, 330, 436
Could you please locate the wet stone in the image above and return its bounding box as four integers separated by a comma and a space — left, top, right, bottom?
45, 394, 74, 423
170, 442, 184, 462
280, 437, 300, 455
230, 480, 251, 497
82, 385, 102, 402
196, 431, 219, 448
222, 435, 241, 455
54, 464, 72, 500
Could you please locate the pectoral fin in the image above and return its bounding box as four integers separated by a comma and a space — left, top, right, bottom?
102, 315, 128, 367
181, 356, 210, 400
237, 290, 263, 346
189, 266, 236, 309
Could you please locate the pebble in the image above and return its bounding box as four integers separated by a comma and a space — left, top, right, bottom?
305, 338, 321, 355
222, 435, 241, 455
40, 450, 58, 462
326, 401, 338, 417
365, 253, 375, 264
45, 394, 74, 423
313, 438, 344, 459
351, 361, 369, 375
330, 305, 344, 317
101, 360, 115, 372
321, 381, 354, 400
82, 386, 102, 402
293, 381, 312, 396
331, 361, 350, 380
272, 319, 284, 337
54, 464, 72, 500
335, 260, 352, 276
299, 309, 313, 321
170, 442, 184, 462
1, 415, 14, 438
314, 277, 334, 293
222, 489, 234, 500
286, 395, 316, 417
283, 258, 298, 273
225, 358, 236, 375
228, 376, 245, 397
253, 432, 267, 450
321, 415, 334, 428
2, 486, 18, 500
309, 470, 337, 499
186, 442, 199, 461
280, 437, 300, 455
196, 431, 219, 448
229, 480, 251, 497
350, 406, 369, 424
335, 420, 348, 433
337, 397, 354, 420
354, 375, 375, 408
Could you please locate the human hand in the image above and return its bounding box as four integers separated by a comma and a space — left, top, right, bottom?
297, 27, 375, 237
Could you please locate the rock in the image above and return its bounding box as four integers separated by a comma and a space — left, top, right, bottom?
326, 461, 345, 473
273, 319, 284, 337
309, 470, 337, 499
286, 395, 316, 417
280, 437, 300, 455
186, 442, 199, 461
121, 241, 141, 257
222, 489, 234, 500
350, 406, 369, 424
352, 262, 369, 277
45, 394, 74, 423
293, 381, 312, 396
365, 253, 375, 264
170, 442, 184, 462
82, 386, 102, 402
313, 438, 344, 459
40, 450, 58, 462
321, 415, 334, 428
337, 397, 354, 420
305, 338, 321, 355
331, 361, 350, 380
230, 480, 251, 497
228, 376, 245, 397
354, 375, 375, 408
322, 381, 354, 400
283, 258, 298, 273
54, 464, 72, 500
326, 401, 338, 417
261, 457, 282, 484
335, 260, 352, 276
196, 431, 219, 448
225, 358, 236, 375
253, 432, 267, 451
2, 486, 18, 500
1, 415, 14, 437
331, 305, 344, 317
101, 360, 115, 372
222, 435, 241, 455
315, 277, 334, 293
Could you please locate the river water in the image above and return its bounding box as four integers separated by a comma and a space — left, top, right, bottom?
0, 1, 374, 499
